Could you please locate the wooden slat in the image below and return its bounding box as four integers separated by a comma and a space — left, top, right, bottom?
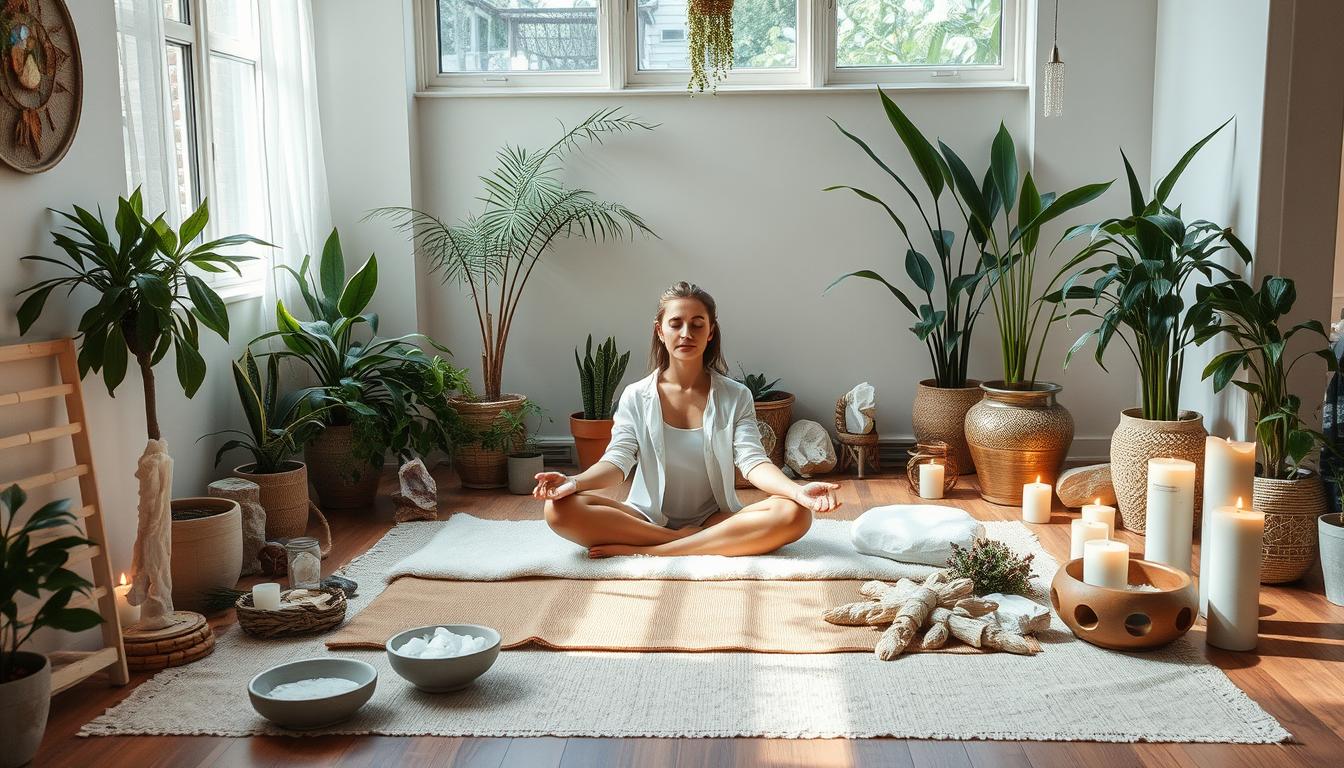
0, 383, 75, 407
17, 586, 107, 625
0, 422, 82, 451
0, 339, 65, 363
49, 647, 122, 695
0, 463, 89, 492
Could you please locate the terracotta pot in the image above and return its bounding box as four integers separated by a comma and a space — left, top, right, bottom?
305, 425, 381, 511
570, 412, 614, 471
963, 381, 1073, 505
1110, 409, 1206, 533
0, 651, 50, 768
1050, 557, 1196, 651
1320, 513, 1344, 606
753, 391, 795, 468
234, 461, 310, 539
170, 497, 242, 612
508, 451, 544, 495
912, 379, 981, 474
450, 394, 527, 489
1256, 471, 1326, 584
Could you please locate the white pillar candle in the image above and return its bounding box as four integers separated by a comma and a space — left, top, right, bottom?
1144, 458, 1196, 573
1199, 436, 1256, 615
1070, 519, 1109, 559
918, 462, 945, 499
113, 573, 139, 629
1081, 498, 1117, 539
1206, 503, 1264, 651
1083, 539, 1129, 588
253, 582, 281, 611
1022, 476, 1052, 524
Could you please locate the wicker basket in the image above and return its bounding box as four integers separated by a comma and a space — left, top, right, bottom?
305, 425, 381, 510
234, 461, 311, 539
753, 392, 794, 468
905, 440, 959, 495
1255, 472, 1326, 584
235, 587, 347, 638
734, 420, 778, 489
834, 396, 880, 477
912, 379, 982, 474
1110, 408, 1206, 533
450, 394, 527, 489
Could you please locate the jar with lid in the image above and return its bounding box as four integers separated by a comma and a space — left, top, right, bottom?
285, 537, 322, 589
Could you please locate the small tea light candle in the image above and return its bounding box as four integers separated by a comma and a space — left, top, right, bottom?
114, 573, 139, 629
253, 582, 281, 611
918, 462, 945, 499
1206, 500, 1264, 651
1022, 476, 1052, 524
1083, 539, 1129, 588
1070, 519, 1109, 559
1081, 498, 1117, 539
1145, 457, 1197, 573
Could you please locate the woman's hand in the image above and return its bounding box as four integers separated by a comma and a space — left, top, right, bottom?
533, 471, 578, 501
793, 481, 842, 513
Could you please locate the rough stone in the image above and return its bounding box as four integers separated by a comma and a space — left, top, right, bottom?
983, 592, 1052, 635
1057, 464, 1116, 508
785, 420, 836, 477
259, 541, 287, 577
209, 477, 265, 576
393, 458, 439, 522
321, 574, 358, 598
843, 381, 877, 434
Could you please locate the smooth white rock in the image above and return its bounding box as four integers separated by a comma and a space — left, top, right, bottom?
983, 592, 1051, 635
784, 420, 836, 476
843, 382, 877, 434
850, 505, 985, 566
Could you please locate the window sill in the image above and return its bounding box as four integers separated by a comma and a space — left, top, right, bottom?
415, 81, 1029, 99
215, 281, 265, 305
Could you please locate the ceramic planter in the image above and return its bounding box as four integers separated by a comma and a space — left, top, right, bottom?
1320, 513, 1344, 605
1256, 471, 1326, 584
449, 394, 527, 489
964, 381, 1073, 505
1109, 409, 1206, 533
912, 379, 982, 474
0, 651, 50, 768
753, 391, 795, 468
234, 461, 310, 539
170, 497, 243, 612
569, 412, 614, 471
507, 451, 545, 495
305, 425, 381, 511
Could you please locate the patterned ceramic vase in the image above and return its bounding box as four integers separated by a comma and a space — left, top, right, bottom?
964, 381, 1073, 505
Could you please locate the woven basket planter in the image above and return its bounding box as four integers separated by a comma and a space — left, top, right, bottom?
169, 497, 242, 613
1255, 472, 1326, 584
305, 425, 381, 511
754, 392, 794, 468
1110, 409, 1206, 533
912, 379, 982, 474
234, 461, 310, 539
236, 587, 347, 638
964, 381, 1072, 505
450, 394, 527, 489
734, 420, 778, 488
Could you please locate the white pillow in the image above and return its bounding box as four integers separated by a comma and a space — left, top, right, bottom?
851, 505, 985, 566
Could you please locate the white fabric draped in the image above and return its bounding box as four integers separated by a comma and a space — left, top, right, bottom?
114, 0, 179, 222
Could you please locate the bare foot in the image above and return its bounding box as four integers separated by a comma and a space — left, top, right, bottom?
588, 544, 644, 559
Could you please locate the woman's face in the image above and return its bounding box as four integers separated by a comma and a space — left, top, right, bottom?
656, 298, 714, 365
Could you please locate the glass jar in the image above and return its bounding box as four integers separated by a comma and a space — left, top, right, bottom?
285, 537, 322, 590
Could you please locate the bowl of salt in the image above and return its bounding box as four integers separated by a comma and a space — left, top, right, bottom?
248, 657, 377, 729
385, 624, 501, 693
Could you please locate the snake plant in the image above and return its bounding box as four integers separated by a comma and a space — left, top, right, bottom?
575, 335, 629, 420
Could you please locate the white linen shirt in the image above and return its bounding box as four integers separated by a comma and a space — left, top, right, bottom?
597, 370, 772, 526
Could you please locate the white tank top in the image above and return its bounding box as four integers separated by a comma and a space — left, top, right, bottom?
661, 423, 720, 525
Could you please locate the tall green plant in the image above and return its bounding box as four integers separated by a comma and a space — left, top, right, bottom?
1048, 119, 1250, 421
1195, 276, 1337, 479
576, 335, 629, 420
206, 350, 337, 473
734, 364, 782, 402
372, 108, 656, 402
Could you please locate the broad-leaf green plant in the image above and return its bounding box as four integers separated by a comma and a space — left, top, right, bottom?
206, 350, 337, 473
734, 364, 784, 402
576, 335, 630, 420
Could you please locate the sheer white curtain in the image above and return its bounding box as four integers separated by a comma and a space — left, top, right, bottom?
114, 0, 179, 222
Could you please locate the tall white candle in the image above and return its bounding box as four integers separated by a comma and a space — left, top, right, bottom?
1071, 519, 1109, 559
1145, 458, 1196, 572
1083, 539, 1129, 588
918, 462, 945, 499
253, 582, 281, 611
113, 573, 139, 629
1199, 437, 1256, 615
1022, 476, 1052, 524
1206, 502, 1264, 651
1081, 498, 1117, 538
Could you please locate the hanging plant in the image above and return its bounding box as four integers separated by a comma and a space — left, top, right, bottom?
688, 0, 734, 92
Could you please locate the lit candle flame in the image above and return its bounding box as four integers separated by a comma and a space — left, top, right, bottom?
1036, 475, 1042, 484
119, 572, 127, 586
1236, 497, 1243, 510
1095, 497, 1101, 506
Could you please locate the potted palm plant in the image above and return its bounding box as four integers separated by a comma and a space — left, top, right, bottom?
374, 109, 656, 488
1051, 119, 1248, 530
571, 335, 630, 471
1, 486, 104, 768
1196, 276, 1336, 583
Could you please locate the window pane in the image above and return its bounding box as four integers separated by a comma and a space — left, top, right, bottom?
206, 0, 257, 44
163, 0, 185, 23
164, 43, 198, 223
208, 55, 268, 263
437, 0, 598, 72
638, 0, 796, 71
836, 0, 1002, 68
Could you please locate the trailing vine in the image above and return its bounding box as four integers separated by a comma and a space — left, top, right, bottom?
689, 0, 734, 92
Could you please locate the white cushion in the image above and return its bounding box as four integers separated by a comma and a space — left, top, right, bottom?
851, 505, 985, 566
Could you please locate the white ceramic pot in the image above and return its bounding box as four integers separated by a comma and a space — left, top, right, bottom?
0, 651, 51, 768
507, 452, 544, 495
1320, 513, 1344, 606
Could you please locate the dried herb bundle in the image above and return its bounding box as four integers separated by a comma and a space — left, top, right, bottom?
688, 0, 734, 92
947, 539, 1034, 596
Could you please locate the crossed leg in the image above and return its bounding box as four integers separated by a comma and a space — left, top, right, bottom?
544, 491, 703, 549
584, 495, 812, 559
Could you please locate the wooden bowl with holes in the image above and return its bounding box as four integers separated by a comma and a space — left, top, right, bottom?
1050, 557, 1197, 650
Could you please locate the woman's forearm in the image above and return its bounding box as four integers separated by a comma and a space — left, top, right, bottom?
745, 462, 802, 500
571, 461, 626, 492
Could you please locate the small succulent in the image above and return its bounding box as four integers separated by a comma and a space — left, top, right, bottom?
947, 539, 1035, 596
735, 364, 783, 402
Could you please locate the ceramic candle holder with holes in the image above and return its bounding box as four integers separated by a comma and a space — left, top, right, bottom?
1050, 557, 1196, 650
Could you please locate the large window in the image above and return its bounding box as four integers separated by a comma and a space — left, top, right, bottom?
418, 0, 1019, 90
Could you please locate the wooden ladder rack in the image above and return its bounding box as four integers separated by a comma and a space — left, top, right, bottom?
0, 339, 129, 692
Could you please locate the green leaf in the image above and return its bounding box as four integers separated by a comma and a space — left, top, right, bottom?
319, 229, 345, 303
1286, 429, 1316, 466
1120, 149, 1145, 217
134, 274, 172, 310
1155, 118, 1232, 205
179, 199, 210, 252
174, 337, 207, 398
905, 250, 935, 293
185, 274, 230, 339
337, 257, 378, 318
1017, 181, 1114, 241
939, 141, 991, 226
102, 323, 128, 395
1018, 173, 1042, 253
17, 284, 56, 335
825, 269, 917, 316
990, 122, 1018, 214
878, 88, 945, 199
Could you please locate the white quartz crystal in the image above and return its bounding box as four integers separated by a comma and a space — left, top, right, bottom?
267, 677, 360, 700
982, 592, 1052, 635
397, 627, 490, 658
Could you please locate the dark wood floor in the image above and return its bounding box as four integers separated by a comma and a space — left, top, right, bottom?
36, 466, 1344, 767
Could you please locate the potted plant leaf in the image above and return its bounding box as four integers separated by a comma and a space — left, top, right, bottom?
507, 407, 549, 495
374, 109, 656, 488
571, 335, 631, 471
0, 486, 104, 767
734, 364, 794, 467
1050, 119, 1248, 530
1321, 328, 1344, 605
1195, 275, 1337, 583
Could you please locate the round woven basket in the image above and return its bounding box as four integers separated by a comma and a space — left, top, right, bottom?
753, 392, 794, 468
912, 379, 982, 474
236, 587, 348, 638
305, 425, 381, 510
1110, 409, 1206, 533
1255, 472, 1326, 584
905, 440, 959, 495
449, 394, 528, 489
234, 461, 310, 539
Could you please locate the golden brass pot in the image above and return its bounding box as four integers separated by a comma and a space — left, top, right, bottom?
912, 379, 982, 474
964, 381, 1073, 505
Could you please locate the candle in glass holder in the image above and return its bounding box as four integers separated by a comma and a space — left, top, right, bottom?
1022, 476, 1052, 524
1081, 498, 1117, 538
253, 582, 281, 611
1083, 539, 1129, 588
918, 462, 945, 499
1206, 500, 1264, 651
1144, 457, 1196, 572
113, 573, 139, 628
1200, 436, 1256, 615
1071, 519, 1109, 559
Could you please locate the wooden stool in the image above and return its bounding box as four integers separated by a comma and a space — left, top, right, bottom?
834, 396, 880, 478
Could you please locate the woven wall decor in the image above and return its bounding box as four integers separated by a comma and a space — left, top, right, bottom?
0, 0, 82, 173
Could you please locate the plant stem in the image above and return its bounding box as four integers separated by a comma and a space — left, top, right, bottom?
139, 352, 160, 441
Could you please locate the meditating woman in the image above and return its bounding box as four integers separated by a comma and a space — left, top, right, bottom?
533, 281, 841, 558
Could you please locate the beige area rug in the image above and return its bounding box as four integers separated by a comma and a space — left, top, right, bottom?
81, 519, 1291, 742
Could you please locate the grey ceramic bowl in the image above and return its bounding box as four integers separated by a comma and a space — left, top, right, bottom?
247, 657, 377, 729
385, 624, 502, 693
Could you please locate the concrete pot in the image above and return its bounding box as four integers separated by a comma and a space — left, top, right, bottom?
912, 379, 982, 474
1109, 409, 1206, 533
1320, 513, 1344, 606
964, 381, 1073, 505
507, 452, 544, 495
170, 497, 242, 612
0, 651, 50, 768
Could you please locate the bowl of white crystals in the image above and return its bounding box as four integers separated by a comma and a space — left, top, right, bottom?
248, 657, 377, 729
385, 624, 502, 692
